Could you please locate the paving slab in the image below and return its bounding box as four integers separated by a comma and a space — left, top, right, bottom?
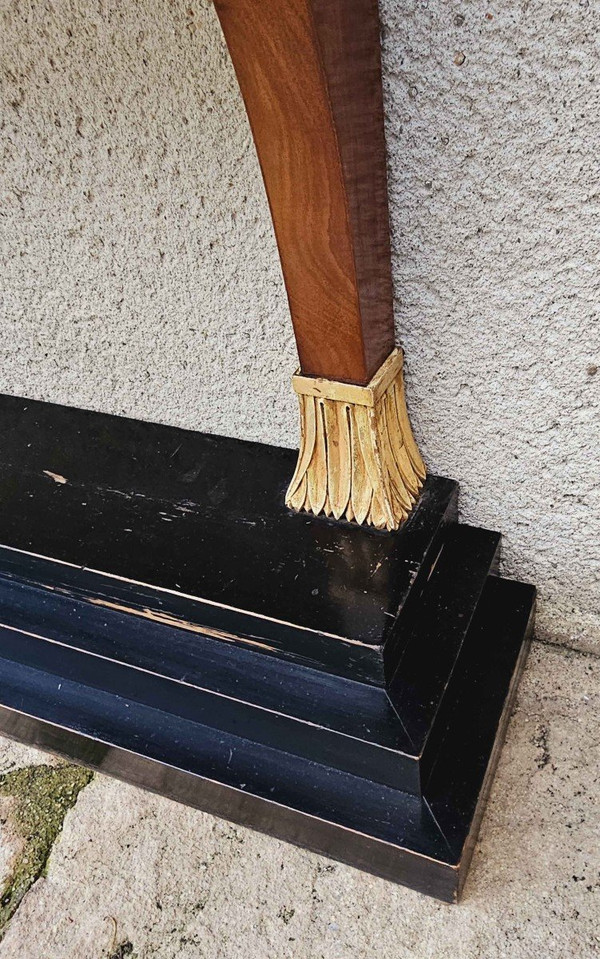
0, 640, 597, 959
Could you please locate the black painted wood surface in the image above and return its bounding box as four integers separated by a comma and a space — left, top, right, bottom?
0, 395, 536, 901
0, 394, 458, 684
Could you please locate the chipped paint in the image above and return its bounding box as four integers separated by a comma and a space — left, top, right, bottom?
42, 471, 68, 485
86, 597, 277, 652
0, 544, 376, 650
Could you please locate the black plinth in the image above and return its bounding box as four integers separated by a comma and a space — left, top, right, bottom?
0, 395, 535, 902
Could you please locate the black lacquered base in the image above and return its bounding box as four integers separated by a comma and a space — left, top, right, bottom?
0, 395, 535, 902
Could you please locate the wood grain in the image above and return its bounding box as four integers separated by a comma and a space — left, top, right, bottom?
214, 0, 395, 384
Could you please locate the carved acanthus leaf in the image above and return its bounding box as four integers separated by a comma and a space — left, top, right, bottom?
286, 350, 425, 531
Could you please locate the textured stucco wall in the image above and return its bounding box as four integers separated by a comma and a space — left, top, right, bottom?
1, 0, 598, 651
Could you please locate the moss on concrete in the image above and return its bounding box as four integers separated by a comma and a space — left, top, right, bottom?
0, 763, 93, 931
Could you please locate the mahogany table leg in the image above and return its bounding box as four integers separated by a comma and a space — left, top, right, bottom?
214, 0, 425, 528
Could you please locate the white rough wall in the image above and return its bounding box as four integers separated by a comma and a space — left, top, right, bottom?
0, 0, 297, 440
1, 0, 598, 651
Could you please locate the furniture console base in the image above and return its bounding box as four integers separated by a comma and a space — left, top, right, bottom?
0, 395, 535, 901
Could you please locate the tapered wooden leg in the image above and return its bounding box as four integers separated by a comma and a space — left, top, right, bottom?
214, 0, 425, 526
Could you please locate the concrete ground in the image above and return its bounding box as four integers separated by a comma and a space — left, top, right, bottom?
0, 640, 596, 959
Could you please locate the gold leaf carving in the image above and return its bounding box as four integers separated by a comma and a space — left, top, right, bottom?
285, 349, 426, 531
